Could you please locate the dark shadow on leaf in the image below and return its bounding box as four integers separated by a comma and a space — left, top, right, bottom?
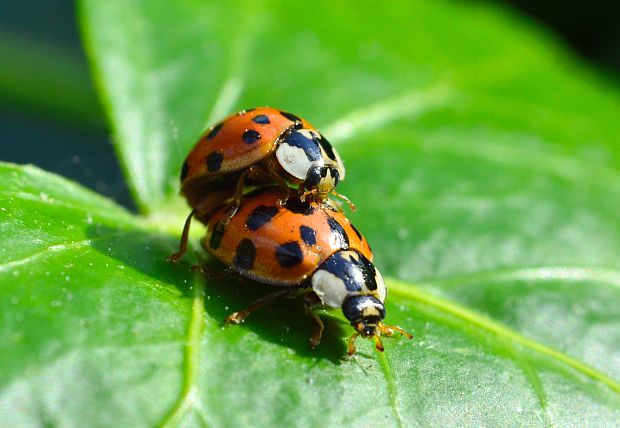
86, 223, 348, 362
202, 275, 348, 363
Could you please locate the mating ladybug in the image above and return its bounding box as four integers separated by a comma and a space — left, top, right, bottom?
169, 107, 352, 262
199, 186, 411, 354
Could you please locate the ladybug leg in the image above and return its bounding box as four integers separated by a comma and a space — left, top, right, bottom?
225, 288, 297, 324
303, 292, 324, 349
167, 209, 196, 262
322, 197, 344, 213
297, 184, 306, 198
263, 165, 292, 205
219, 205, 238, 227
276, 190, 290, 207
373, 335, 385, 352
221, 169, 250, 225
251, 162, 294, 205
300, 188, 316, 202
168, 191, 232, 262
190, 264, 242, 281
347, 332, 360, 356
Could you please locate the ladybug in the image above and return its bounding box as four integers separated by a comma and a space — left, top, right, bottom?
169, 107, 353, 262
199, 186, 411, 355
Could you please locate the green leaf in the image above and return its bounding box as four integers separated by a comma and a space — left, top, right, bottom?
2, 163, 619, 427
4, 0, 620, 425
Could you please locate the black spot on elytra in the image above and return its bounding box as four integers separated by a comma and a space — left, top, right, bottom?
206, 152, 224, 172
209, 222, 225, 250
207, 123, 223, 140
180, 161, 189, 182
246, 205, 279, 231
285, 198, 315, 215
252, 114, 270, 124
318, 135, 337, 161
233, 238, 256, 271
276, 242, 304, 267
243, 130, 261, 144
280, 111, 302, 123
283, 130, 321, 161
299, 225, 317, 246
326, 216, 349, 249
350, 223, 363, 240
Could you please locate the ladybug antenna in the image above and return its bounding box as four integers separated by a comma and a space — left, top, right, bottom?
378, 322, 414, 339
301, 188, 317, 202
331, 190, 356, 211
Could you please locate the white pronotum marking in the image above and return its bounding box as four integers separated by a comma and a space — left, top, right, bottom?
276, 144, 312, 179
374, 267, 387, 302
311, 270, 349, 308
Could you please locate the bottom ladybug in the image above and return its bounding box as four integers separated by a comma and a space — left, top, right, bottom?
199, 186, 412, 354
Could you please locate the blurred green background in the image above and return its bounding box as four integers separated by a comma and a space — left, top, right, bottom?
1, 0, 618, 211
0, 0, 132, 208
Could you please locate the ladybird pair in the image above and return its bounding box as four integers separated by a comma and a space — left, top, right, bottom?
170, 108, 411, 354
169, 108, 352, 263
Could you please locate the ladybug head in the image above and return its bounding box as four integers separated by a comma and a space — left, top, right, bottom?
275, 128, 344, 202
305, 165, 340, 200
342, 295, 386, 338
342, 295, 394, 354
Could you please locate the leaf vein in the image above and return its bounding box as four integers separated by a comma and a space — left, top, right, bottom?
507, 343, 555, 427
0, 239, 94, 273
388, 279, 620, 396
159, 274, 206, 427
377, 351, 405, 428
324, 83, 453, 143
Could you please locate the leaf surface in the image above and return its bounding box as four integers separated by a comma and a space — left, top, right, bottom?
4, 0, 620, 425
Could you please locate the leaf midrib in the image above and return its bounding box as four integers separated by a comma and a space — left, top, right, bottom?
158, 272, 206, 427
378, 351, 406, 428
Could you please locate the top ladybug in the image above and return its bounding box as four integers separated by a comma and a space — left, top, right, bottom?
169, 107, 352, 262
